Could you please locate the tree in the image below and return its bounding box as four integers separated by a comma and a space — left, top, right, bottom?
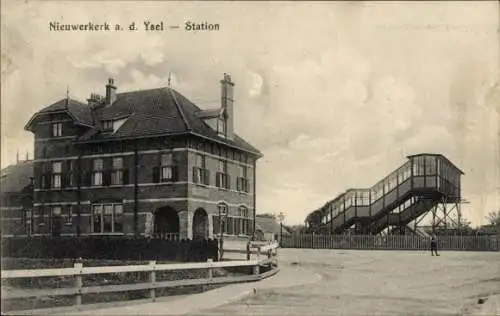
288, 224, 306, 234
485, 210, 500, 227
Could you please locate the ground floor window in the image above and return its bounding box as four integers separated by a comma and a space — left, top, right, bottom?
91, 204, 123, 233
213, 212, 251, 236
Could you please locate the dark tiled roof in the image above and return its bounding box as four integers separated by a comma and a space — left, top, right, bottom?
0, 161, 34, 193
77, 87, 262, 156
25, 98, 94, 130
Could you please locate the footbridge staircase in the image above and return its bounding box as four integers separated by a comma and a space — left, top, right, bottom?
305, 154, 464, 235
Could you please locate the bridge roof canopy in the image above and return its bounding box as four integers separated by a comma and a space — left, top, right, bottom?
406, 153, 465, 175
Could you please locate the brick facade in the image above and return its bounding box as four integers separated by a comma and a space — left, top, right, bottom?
2, 74, 262, 241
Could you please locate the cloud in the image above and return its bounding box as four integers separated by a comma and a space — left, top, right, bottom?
2, 1, 499, 226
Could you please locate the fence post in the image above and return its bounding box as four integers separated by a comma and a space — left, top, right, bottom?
253, 263, 260, 275
206, 258, 214, 283
74, 262, 83, 307
149, 260, 156, 301
275, 244, 279, 267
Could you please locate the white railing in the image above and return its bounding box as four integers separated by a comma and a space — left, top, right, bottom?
1, 242, 280, 309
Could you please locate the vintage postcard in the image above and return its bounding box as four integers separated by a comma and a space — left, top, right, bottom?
1, 1, 499, 315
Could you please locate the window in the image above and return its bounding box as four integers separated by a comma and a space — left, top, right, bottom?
425, 156, 436, 175
218, 160, 227, 173
91, 204, 123, 233
196, 154, 206, 169
217, 117, 226, 137
238, 206, 250, 236
51, 162, 62, 188
52, 122, 63, 137
160, 153, 174, 181
67, 160, 75, 187
216, 160, 229, 189
111, 157, 123, 185
24, 209, 32, 235
92, 159, 104, 186
214, 204, 250, 236
218, 202, 228, 216
102, 120, 113, 130
413, 156, 425, 176
52, 206, 62, 216
193, 154, 208, 185
38, 208, 46, 226
237, 164, 249, 192
65, 205, 73, 224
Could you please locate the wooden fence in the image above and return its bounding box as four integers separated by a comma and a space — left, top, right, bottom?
281, 234, 499, 251
1, 241, 279, 311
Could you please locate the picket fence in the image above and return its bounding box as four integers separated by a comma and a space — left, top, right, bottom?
281, 234, 499, 251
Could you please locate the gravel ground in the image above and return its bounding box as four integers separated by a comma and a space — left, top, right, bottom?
188, 249, 500, 316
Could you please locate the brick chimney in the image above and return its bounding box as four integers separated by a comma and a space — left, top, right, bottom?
220, 73, 234, 140
105, 78, 117, 105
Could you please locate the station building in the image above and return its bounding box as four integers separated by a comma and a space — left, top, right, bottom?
1, 74, 262, 240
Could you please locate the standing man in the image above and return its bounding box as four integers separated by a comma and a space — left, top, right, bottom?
430, 234, 439, 256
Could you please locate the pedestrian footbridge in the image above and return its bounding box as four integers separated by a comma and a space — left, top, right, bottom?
305, 154, 464, 235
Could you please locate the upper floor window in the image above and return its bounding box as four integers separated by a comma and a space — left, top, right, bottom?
160, 153, 175, 181
110, 157, 124, 185
67, 160, 75, 187
92, 159, 104, 186
51, 206, 62, 217
217, 117, 226, 138
52, 122, 63, 137
218, 160, 227, 173
216, 160, 229, 189
237, 164, 249, 193
64, 205, 73, 224
193, 154, 209, 185
153, 153, 177, 183
51, 162, 62, 188
196, 154, 205, 168
38, 208, 46, 226
102, 120, 113, 130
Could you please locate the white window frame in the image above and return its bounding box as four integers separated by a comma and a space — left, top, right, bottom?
103, 120, 113, 130
217, 117, 227, 137
92, 159, 104, 186
91, 203, 123, 233
51, 162, 62, 188
160, 153, 174, 181
193, 154, 207, 184
111, 157, 123, 185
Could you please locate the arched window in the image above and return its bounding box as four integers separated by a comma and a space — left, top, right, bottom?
237, 206, 249, 236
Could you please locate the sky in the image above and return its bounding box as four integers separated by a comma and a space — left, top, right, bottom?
1, 1, 499, 226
